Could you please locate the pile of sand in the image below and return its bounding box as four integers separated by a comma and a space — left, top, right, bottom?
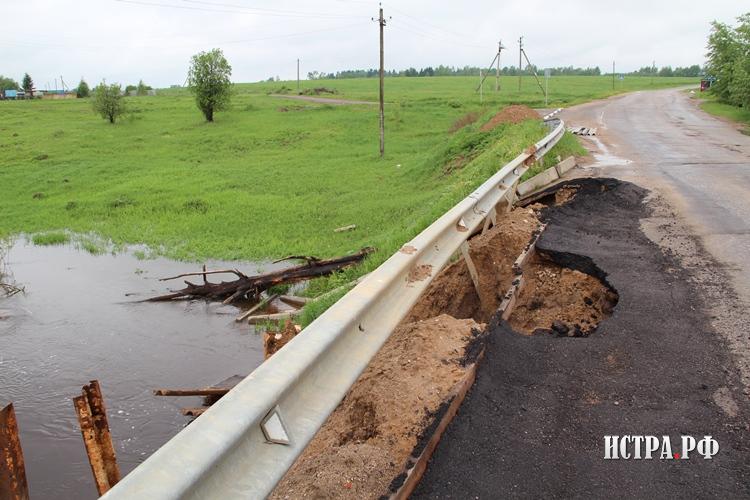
480, 105, 540, 131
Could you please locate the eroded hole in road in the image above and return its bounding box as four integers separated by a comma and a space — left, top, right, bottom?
405, 207, 542, 324
527, 184, 580, 208
509, 251, 619, 337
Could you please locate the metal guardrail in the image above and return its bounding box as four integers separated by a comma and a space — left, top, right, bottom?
102, 119, 565, 500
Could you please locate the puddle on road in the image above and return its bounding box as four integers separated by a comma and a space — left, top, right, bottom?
588, 136, 632, 167
0, 238, 275, 499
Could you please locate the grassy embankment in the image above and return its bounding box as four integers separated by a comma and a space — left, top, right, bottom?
697, 93, 750, 134
0, 75, 696, 321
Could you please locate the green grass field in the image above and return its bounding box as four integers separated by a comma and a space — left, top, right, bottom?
0, 75, 696, 275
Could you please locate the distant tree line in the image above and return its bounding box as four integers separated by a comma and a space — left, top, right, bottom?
705, 12, 750, 108
306, 63, 706, 80
307, 65, 603, 79
630, 65, 702, 77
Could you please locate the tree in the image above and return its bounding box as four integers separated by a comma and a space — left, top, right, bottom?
136, 79, 151, 96
22, 73, 33, 95
187, 48, 232, 122
92, 82, 126, 124
76, 79, 90, 98
706, 13, 750, 106
0, 75, 18, 92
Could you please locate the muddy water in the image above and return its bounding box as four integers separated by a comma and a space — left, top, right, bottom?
0, 238, 274, 499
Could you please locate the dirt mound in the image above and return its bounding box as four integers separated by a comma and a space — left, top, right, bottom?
405, 207, 541, 323
301, 87, 337, 96
481, 105, 539, 131
509, 254, 618, 336
270, 315, 483, 499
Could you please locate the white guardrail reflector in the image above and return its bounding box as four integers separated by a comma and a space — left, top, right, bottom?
102, 119, 565, 500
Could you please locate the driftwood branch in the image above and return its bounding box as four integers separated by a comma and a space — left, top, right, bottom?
158, 268, 247, 282
146, 247, 374, 304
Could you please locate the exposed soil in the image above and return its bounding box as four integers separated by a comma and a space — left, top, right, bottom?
405, 207, 541, 323
481, 105, 540, 131
509, 253, 618, 336
270, 315, 484, 499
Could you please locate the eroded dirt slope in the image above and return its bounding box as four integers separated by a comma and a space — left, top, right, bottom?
270, 315, 484, 499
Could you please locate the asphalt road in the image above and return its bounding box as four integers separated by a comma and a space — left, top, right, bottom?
564, 88, 750, 302
413, 90, 750, 498
561, 88, 750, 388
414, 178, 749, 499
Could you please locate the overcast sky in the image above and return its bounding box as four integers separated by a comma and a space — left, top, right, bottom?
0, 0, 745, 89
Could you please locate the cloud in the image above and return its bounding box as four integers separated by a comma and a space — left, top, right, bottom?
0, 0, 744, 88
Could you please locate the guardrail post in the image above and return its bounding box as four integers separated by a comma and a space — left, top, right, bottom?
0, 403, 30, 500
459, 242, 482, 303
73, 380, 120, 496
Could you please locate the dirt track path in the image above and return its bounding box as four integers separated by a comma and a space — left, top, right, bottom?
268, 94, 377, 106
415, 178, 750, 498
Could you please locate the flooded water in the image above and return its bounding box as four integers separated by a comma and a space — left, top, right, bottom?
0, 238, 274, 499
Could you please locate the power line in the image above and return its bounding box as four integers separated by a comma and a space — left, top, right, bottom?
0, 22, 369, 52
389, 19, 487, 50
181, 0, 356, 19
385, 4, 467, 41
113, 0, 360, 20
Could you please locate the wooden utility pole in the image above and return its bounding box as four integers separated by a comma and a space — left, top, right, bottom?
297, 58, 300, 92
480, 70, 483, 103
377, 6, 386, 157
495, 40, 501, 91
612, 60, 615, 90
518, 36, 523, 91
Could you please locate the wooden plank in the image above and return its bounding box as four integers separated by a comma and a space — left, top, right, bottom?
73, 395, 111, 496
481, 207, 496, 234
235, 294, 279, 322
459, 242, 482, 301
74, 381, 120, 496
153, 388, 231, 397
389, 351, 484, 500
0, 403, 29, 500
82, 381, 120, 488
247, 311, 299, 325
278, 295, 311, 307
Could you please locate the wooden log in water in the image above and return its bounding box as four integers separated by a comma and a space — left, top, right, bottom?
146, 247, 374, 304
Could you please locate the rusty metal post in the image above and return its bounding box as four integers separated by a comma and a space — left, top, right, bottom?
73, 381, 120, 496
0, 403, 30, 500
